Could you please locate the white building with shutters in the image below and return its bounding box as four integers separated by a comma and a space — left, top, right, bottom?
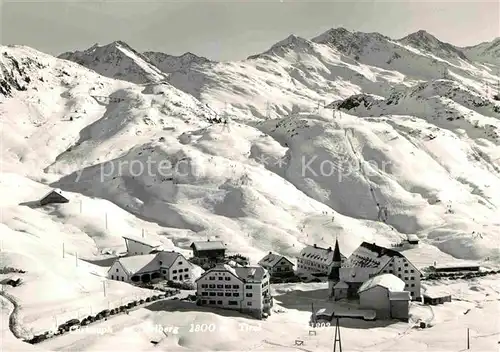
195, 264, 272, 319
108, 251, 191, 284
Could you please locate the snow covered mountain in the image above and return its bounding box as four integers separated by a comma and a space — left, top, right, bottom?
1, 27, 500, 351
143, 51, 213, 74
462, 37, 500, 66
58, 41, 167, 84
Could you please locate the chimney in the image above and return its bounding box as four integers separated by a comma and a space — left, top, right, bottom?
328, 247, 332, 251
269, 251, 272, 254
207, 239, 210, 242
313, 244, 317, 248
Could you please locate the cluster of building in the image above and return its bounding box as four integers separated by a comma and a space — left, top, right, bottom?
106, 228, 425, 321
327, 239, 422, 320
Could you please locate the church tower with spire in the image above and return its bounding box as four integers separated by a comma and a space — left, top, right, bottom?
328, 238, 342, 298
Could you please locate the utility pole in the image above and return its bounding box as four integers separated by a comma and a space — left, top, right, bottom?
62, 243, 65, 258
103, 281, 107, 297
466, 328, 470, 349
333, 316, 342, 352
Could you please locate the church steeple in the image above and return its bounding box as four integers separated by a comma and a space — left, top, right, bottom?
328, 238, 341, 281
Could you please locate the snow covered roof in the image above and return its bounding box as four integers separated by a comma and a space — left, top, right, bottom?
197, 264, 267, 283
190, 240, 226, 251
234, 266, 267, 282
113, 254, 157, 275
299, 244, 346, 264
358, 274, 405, 294
258, 252, 293, 268
156, 251, 183, 268
123, 235, 162, 248
407, 234, 419, 242
345, 242, 406, 270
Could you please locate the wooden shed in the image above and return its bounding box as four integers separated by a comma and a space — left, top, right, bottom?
39, 189, 69, 206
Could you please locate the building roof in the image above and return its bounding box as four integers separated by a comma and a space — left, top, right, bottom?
358, 274, 405, 294
407, 234, 419, 242
123, 235, 162, 248
156, 251, 183, 268
40, 189, 68, 201
334, 281, 349, 289
234, 266, 267, 282
345, 241, 407, 270
299, 244, 346, 264
190, 240, 226, 251
196, 264, 267, 283
258, 252, 293, 268
112, 254, 158, 275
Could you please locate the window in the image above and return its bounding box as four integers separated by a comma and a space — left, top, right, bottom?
217, 292, 223, 296
116, 269, 119, 272
217, 284, 223, 288
209, 292, 216, 296
228, 301, 238, 306
184, 274, 189, 278
247, 302, 252, 306
184, 268, 189, 272
178, 262, 182, 265
410, 277, 415, 280
209, 300, 216, 305
209, 284, 215, 288
225, 277, 230, 281
411, 284, 415, 287
111, 275, 114, 279
225, 292, 232, 297
217, 300, 223, 305
410, 269, 414, 273
159, 261, 163, 265
219, 276, 223, 280
121, 277, 124, 281
209, 276, 215, 280
201, 300, 207, 304
225, 285, 231, 289
173, 270, 177, 273
398, 268, 401, 271
245, 285, 252, 289
232, 285, 239, 289
162, 270, 166, 274
246, 293, 253, 297
202, 292, 208, 296
173, 276, 177, 280
404, 277, 408, 281
404, 263, 408, 267
404, 270, 408, 273
202, 284, 207, 288
233, 293, 239, 297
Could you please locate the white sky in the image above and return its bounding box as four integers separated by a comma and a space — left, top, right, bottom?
1, 0, 499, 60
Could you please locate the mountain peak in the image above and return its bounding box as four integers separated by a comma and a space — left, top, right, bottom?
399, 30, 468, 60
58, 41, 166, 84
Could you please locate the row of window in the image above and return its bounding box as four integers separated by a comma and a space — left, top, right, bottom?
209, 276, 232, 281
173, 268, 189, 274
172, 274, 189, 280
201, 284, 240, 289
111, 275, 125, 281
201, 292, 253, 297
201, 300, 253, 306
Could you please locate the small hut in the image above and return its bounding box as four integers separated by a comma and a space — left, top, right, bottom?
39, 189, 69, 206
